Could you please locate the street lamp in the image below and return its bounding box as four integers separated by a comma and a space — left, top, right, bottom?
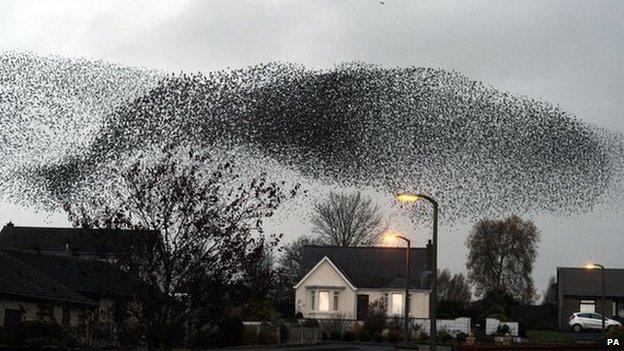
586, 262, 606, 337
384, 231, 411, 344
396, 193, 438, 351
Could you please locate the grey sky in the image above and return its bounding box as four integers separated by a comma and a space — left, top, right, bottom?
1, 0, 623, 296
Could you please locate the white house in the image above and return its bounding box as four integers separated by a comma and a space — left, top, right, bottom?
294, 245, 431, 320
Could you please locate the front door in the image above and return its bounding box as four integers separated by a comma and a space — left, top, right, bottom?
356, 294, 369, 320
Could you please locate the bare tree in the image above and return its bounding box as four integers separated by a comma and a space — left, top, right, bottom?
65, 148, 299, 348
466, 215, 540, 303
311, 191, 385, 247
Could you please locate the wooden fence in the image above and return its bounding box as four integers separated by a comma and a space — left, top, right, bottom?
286, 327, 323, 345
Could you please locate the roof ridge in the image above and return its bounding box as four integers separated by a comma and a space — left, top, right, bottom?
558, 266, 624, 271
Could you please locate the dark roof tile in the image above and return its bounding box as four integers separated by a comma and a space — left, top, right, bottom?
301, 246, 429, 289
558, 267, 624, 297
0, 251, 95, 306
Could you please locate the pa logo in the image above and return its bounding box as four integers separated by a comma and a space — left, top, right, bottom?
607, 338, 620, 346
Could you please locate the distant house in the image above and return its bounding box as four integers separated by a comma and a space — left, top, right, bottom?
557, 267, 624, 329
0, 222, 148, 328
0, 222, 157, 259
294, 245, 431, 320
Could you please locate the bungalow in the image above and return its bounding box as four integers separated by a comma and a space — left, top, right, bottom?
294, 245, 431, 320
557, 267, 624, 330
0, 222, 147, 328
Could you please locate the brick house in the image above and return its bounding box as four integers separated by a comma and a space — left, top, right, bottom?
557, 267, 624, 329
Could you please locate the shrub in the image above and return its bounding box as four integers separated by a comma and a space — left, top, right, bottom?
456, 332, 467, 342
302, 319, 319, 328
496, 324, 511, 336
356, 329, 371, 341
23, 336, 61, 350
374, 332, 383, 342
387, 329, 399, 343
486, 304, 509, 322
216, 316, 243, 346
342, 331, 356, 341
363, 300, 387, 336
0, 321, 71, 347
328, 331, 341, 341
437, 329, 454, 344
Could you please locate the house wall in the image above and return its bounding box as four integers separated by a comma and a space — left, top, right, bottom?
0, 298, 92, 327
357, 289, 429, 318
294, 259, 430, 320
295, 259, 357, 319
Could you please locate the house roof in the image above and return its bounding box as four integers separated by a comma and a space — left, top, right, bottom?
558, 267, 624, 297
0, 223, 159, 256
2, 249, 139, 298
0, 251, 96, 306
300, 246, 430, 289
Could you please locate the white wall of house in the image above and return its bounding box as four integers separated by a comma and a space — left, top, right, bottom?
357, 289, 429, 318
295, 258, 357, 319
294, 257, 430, 320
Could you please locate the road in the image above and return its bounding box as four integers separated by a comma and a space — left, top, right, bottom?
213, 343, 453, 351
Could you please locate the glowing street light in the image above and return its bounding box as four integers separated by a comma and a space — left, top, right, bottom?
586, 262, 606, 337
383, 230, 411, 343
396, 192, 439, 351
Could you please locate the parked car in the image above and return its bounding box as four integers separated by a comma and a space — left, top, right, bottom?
568, 312, 622, 332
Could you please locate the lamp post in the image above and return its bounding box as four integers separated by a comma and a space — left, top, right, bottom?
586, 262, 606, 337
385, 233, 412, 344
396, 193, 438, 351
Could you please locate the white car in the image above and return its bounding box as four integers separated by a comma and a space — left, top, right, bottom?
568, 312, 622, 332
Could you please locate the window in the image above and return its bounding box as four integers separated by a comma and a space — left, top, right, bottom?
333, 291, 340, 311
310, 291, 316, 310
580, 300, 595, 313
391, 293, 403, 315
4, 309, 22, 326
318, 291, 330, 312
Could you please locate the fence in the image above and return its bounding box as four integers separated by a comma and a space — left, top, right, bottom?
302, 317, 471, 336
241, 322, 280, 345
286, 327, 323, 345
412, 317, 471, 336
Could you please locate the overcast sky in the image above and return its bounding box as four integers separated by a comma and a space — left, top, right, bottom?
1, 0, 623, 296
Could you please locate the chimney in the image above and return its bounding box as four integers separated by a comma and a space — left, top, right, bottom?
3, 221, 14, 235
